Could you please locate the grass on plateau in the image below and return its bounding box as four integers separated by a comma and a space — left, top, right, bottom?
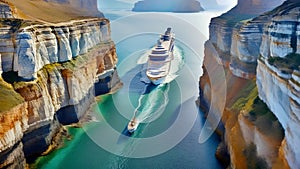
0, 78, 24, 113
268, 53, 300, 72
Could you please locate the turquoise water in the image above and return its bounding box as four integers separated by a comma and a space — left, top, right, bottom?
33, 40, 223, 169
33, 11, 224, 169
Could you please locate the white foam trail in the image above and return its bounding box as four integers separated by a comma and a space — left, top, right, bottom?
134, 84, 170, 123
132, 46, 184, 123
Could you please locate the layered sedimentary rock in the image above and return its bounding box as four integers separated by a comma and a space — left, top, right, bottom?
209, 0, 284, 78
256, 2, 300, 168
0, 1, 121, 167
257, 59, 300, 169
200, 0, 300, 168
200, 41, 286, 169
8, 18, 110, 80
132, 0, 203, 12
0, 1, 14, 18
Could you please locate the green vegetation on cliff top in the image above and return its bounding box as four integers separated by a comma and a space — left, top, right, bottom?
0, 18, 37, 32
216, 14, 257, 27
231, 81, 284, 140
0, 78, 24, 113
268, 53, 300, 73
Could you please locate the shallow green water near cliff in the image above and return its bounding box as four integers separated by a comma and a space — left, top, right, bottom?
33, 11, 225, 169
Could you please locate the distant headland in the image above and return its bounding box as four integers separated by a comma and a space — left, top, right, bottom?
132, 0, 204, 13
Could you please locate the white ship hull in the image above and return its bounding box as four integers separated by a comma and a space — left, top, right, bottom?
146, 28, 175, 85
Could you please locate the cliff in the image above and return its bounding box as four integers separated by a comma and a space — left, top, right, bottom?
0, 1, 13, 18
209, 0, 285, 78
0, 0, 121, 167
200, 0, 300, 168
0, 18, 111, 80
200, 41, 286, 169
256, 1, 300, 168
132, 0, 204, 13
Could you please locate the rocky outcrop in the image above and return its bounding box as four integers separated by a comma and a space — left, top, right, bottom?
132, 0, 204, 12
200, 41, 286, 169
209, 0, 285, 78
200, 0, 300, 168
257, 59, 300, 169
0, 18, 111, 80
256, 2, 300, 167
0, 1, 14, 18
0, 9, 121, 169
0, 101, 28, 168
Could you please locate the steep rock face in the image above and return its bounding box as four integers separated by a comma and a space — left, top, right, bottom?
238, 114, 283, 167
0, 23, 19, 73
0, 18, 111, 80
0, 103, 28, 153
0, 2, 14, 18
257, 60, 300, 169
202, 0, 300, 168
229, 16, 269, 79
209, 0, 285, 78
0, 142, 26, 169
0, 17, 121, 168
0, 103, 28, 168
132, 0, 204, 12
256, 2, 300, 168
15, 40, 118, 161
260, 2, 300, 58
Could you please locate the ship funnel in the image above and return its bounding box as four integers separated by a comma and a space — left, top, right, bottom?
165, 27, 172, 35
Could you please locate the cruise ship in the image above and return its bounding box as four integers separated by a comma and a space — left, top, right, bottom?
146, 28, 175, 85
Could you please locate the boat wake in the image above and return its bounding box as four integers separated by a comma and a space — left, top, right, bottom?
133, 46, 184, 124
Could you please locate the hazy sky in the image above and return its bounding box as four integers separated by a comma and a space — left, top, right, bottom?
115, 0, 237, 6
98, 0, 238, 10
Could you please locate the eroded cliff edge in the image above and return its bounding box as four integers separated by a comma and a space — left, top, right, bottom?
200, 0, 299, 168
0, 1, 122, 168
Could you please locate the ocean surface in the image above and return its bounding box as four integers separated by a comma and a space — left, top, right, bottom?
33, 9, 227, 169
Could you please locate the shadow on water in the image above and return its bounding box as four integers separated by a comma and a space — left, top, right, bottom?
116, 127, 132, 144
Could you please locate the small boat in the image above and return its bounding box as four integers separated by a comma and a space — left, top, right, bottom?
127, 117, 139, 133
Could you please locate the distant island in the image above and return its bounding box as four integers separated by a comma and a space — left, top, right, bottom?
132, 0, 204, 13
